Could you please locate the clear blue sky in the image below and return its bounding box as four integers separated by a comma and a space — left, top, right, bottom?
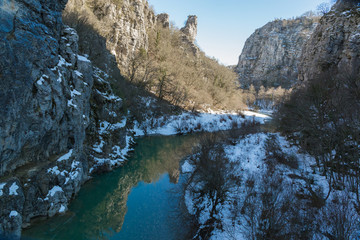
147, 0, 328, 66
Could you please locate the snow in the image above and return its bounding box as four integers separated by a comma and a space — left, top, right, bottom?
57, 149, 73, 162
58, 205, 66, 213
71, 161, 80, 170
47, 166, 60, 175
93, 139, 105, 153
74, 70, 83, 78
9, 182, 19, 196
181, 160, 194, 173
36, 75, 48, 86
0, 183, 6, 196
108, 111, 117, 117
67, 99, 77, 109
9, 211, 19, 218
98, 119, 127, 135
133, 110, 270, 137
69, 170, 79, 181
77, 54, 91, 63
93, 67, 110, 80
242, 110, 271, 121
57, 71, 63, 83
47, 186, 63, 197
58, 55, 72, 67
93, 135, 134, 168
70, 89, 81, 97
47, 166, 68, 177
182, 132, 323, 239
96, 90, 122, 102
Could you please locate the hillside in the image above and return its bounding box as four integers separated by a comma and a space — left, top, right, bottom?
63, 0, 246, 111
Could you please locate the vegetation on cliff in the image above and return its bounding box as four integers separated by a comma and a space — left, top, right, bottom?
128, 22, 246, 111
64, 0, 246, 113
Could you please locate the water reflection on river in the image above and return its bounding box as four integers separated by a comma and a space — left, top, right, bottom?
22, 134, 204, 240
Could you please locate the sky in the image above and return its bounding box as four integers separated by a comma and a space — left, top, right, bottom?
147, 0, 327, 66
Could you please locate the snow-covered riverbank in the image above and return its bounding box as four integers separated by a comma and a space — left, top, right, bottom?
133, 110, 270, 137
181, 132, 360, 239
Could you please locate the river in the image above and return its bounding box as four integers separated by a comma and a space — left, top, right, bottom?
22, 134, 204, 240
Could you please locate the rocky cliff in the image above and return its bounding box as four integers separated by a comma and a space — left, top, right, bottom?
0, 0, 91, 235
0, 0, 132, 238
63, 0, 156, 77
298, 0, 360, 81
236, 16, 318, 88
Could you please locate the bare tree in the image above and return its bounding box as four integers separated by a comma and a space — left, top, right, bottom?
317, 1, 336, 15
317, 192, 359, 240
183, 134, 241, 239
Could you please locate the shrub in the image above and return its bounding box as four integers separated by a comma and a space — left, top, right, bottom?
265, 134, 299, 169
184, 134, 241, 238
317, 192, 359, 240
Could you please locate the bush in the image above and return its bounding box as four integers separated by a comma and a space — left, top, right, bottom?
317, 192, 359, 240
184, 134, 241, 238
264, 134, 299, 169
276, 69, 360, 189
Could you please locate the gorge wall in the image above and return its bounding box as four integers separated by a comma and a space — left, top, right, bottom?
236, 16, 318, 88
0, 0, 91, 237
0, 0, 131, 238
298, 0, 360, 81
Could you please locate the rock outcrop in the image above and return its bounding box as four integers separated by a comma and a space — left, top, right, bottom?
180, 15, 199, 55
298, 1, 360, 81
156, 13, 170, 28
181, 15, 197, 43
236, 17, 318, 88
63, 0, 156, 76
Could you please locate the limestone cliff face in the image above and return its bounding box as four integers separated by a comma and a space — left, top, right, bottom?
298, 1, 360, 81
0, 0, 92, 236
0, 0, 131, 238
236, 17, 318, 88
0, 0, 84, 177
63, 0, 156, 76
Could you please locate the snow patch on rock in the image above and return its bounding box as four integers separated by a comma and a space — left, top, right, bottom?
57, 149, 73, 162
9, 211, 19, 218
9, 182, 19, 196
47, 186, 64, 197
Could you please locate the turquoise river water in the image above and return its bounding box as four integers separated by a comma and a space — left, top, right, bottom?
22, 134, 203, 240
